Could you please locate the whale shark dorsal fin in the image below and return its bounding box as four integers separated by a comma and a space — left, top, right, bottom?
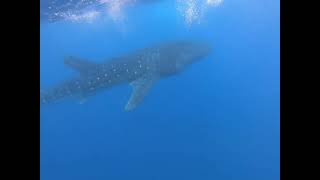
125, 75, 157, 111
64, 56, 98, 75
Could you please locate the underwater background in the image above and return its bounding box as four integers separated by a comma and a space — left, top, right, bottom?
40, 0, 280, 179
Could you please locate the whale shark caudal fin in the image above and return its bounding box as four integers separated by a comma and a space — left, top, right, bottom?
125, 74, 158, 111
40, 89, 46, 104
64, 56, 98, 75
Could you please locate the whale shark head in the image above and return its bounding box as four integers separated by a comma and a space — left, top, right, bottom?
175, 40, 211, 71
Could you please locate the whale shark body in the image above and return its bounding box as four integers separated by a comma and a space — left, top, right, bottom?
40, 40, 210, 110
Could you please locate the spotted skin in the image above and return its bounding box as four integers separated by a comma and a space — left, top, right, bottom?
40, 40, 210, 110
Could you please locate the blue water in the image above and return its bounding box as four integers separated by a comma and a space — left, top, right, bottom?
40, 0, 280, 179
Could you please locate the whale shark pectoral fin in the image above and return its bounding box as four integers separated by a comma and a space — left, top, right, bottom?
76, 92, 91, 105
125, 75, 157, 111
78, 95, 88, 105
64, 56, 98, 75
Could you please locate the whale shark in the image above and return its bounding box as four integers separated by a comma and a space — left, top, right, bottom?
40, 40, 211, 111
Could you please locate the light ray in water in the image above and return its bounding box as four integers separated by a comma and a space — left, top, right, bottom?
41, 0, 223, 25
175, 0, 223, 27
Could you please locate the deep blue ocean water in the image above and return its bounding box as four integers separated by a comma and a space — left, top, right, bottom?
40, 0, 280, 179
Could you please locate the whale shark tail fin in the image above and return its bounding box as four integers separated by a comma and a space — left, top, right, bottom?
40, 89, 50, 105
